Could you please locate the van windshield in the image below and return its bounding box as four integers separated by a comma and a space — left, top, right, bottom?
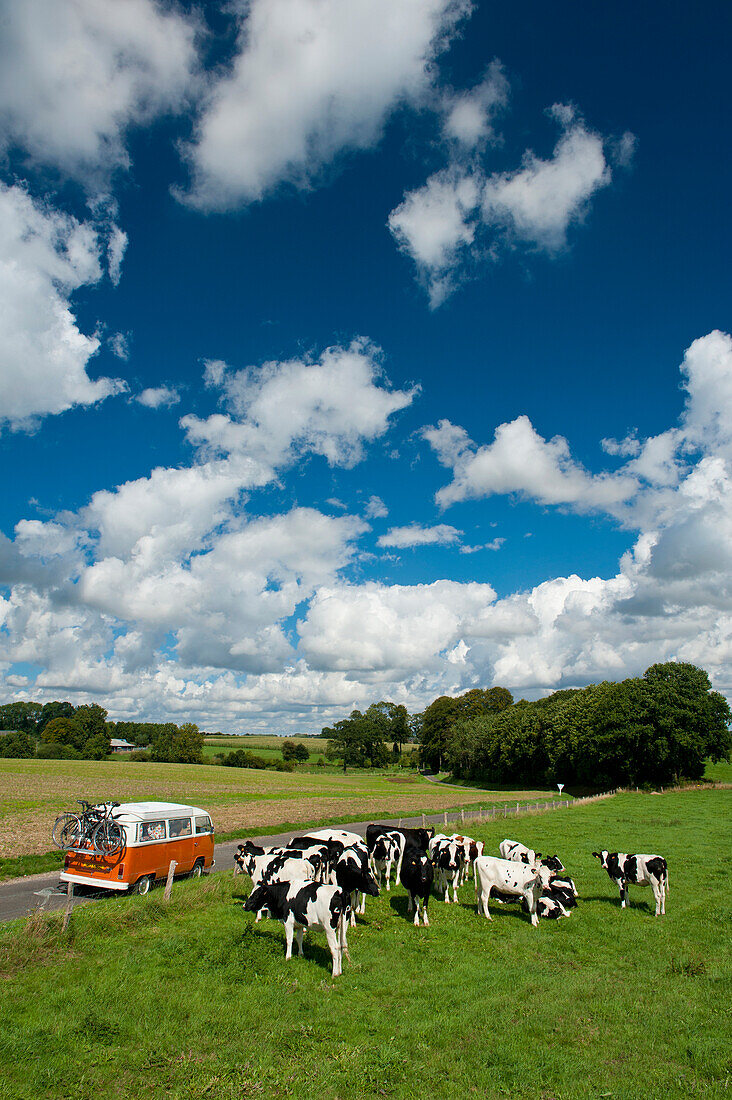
195, 816, 213, 834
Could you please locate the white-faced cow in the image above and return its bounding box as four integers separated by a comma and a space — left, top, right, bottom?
244, 880, 351, 977
474, 855, 542, 927
592, 851, 668, 915
400, 846, 434, 926
370, 831, 404, 891
429, 836, 463, 904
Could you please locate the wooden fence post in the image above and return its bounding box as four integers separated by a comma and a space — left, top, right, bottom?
61, 881, 74, 932
421, 813, 426, 829
398, 818, 402, 827
461, 808, 465, 825
164, 860, 177, 902
443, 811, 447, 825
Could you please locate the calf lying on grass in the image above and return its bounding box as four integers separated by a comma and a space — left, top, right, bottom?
244, 880, 351, 977
592, 851, 669, 915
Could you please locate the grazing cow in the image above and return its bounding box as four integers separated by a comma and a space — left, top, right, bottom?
235, 848, 317, 921
367, 824, 434, 882
538, 896, 570, 920
399, 846, 434, 926
333, 846, 380, 924
499, 839, 540, 865
244, 880, 351, 977
370, 832, 404, 891
429, 837, 463, 903
474, 856, 542, 927
592, 851, 668, 915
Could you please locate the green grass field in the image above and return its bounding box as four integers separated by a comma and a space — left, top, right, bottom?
0, 788, 729, 1099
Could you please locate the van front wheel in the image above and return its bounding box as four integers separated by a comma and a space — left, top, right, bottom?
132, 875, 154, 895
190, 859, 204, 879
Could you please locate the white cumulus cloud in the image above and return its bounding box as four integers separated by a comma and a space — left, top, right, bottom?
0, 182, 126, 431
0, 0, 198, 185
182, 0, 470, 210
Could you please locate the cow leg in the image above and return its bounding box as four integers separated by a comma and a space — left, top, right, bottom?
340, 911, 351, 963
422, 895, 430, 926
358, 891, 365, 915
483, 887, 492, 920
651, 879, 663, 916
407, 893, 413, 913
324, 923, 341, 977
284, 918, 295, 960
412, 895, 420, 926
618, 880, 626, 908
295, 926, 305, 956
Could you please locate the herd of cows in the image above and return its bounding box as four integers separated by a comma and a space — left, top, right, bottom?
234, 824, 670, 978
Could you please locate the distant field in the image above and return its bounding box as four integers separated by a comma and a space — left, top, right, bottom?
1, 788, 729, 1099
0, 758, 546, 859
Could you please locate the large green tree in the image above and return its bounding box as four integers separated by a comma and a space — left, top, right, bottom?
151, 722, 203, 764
323, 710, 390, 771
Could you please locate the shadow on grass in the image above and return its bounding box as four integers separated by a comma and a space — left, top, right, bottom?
237, 920, 335, 972
582, 893, 656, 914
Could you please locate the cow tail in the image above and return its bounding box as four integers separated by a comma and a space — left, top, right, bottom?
665, 863, 669, 894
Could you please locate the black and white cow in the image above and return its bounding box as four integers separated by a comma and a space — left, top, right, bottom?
399, 846, 434, 926
474, 855, 542, 927
537, 896, 570, 920
451, 834, 485, 886
367, 824, 434, 882
244, 880, 351, 977
499, 838, 540, 865
429, 836, 463, 903
333, 845, 380, 924
235, 840, 326, 881
592, 851, 668, 915
370, 831, 404, 891
543, 876, 578, 911
289, 835, 346, 880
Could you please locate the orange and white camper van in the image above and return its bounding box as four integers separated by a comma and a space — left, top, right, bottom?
59, 801, 215, 894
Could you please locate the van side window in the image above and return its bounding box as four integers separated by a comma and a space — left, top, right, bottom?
168, 817, 192, 838
195, 816, 213, 834
139, 820, 167, 842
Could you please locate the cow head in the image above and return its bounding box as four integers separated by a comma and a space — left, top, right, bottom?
592, 850, 609, 868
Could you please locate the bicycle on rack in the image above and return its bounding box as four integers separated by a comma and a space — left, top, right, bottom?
52, 800, 125, 855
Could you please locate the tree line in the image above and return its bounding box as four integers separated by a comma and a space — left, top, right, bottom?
440, 663, 730, 788
0, 701, 204, 764
321, 663, 730, 788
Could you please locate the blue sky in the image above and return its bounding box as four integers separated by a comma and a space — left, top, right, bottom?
0, 0, 730, 733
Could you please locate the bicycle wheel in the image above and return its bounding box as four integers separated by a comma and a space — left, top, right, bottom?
52, 813, 82, 850
92, 818, 125, 855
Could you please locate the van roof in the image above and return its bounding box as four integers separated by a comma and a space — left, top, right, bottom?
113, 801, 210, 822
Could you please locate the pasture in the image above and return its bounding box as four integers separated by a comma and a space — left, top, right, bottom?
0, 788, 729, 1099
0, 757, 544, 861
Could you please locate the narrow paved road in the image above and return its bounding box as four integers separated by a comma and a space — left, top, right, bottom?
0, 809, 459, 922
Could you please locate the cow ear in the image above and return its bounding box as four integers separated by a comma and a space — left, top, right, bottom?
591, 852, 600, 859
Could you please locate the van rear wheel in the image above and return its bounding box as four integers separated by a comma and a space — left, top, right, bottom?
132, 875, 154, 895
190, 859, 204, 878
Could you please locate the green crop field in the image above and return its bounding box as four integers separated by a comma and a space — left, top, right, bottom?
0, 788, 729, 1099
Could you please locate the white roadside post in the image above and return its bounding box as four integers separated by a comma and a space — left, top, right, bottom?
557, 783, 564, 800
